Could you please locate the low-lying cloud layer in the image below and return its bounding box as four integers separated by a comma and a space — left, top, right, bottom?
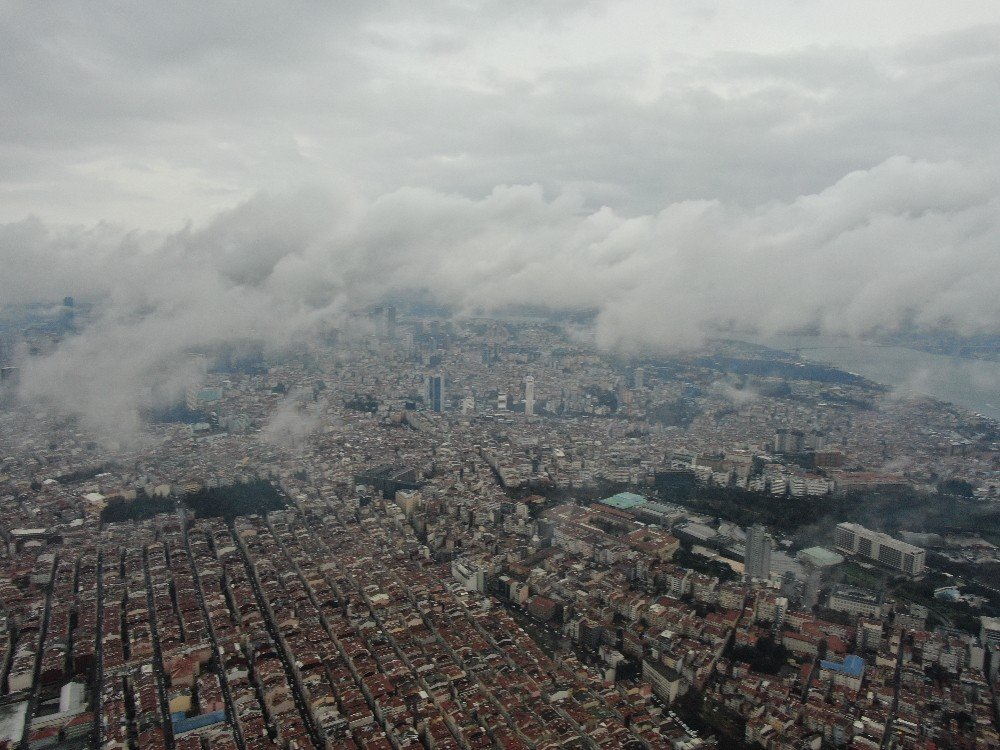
3, 4, 999, 437
4, 155, 999, 437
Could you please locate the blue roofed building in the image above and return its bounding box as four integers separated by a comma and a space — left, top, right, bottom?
819, 654, 864, 691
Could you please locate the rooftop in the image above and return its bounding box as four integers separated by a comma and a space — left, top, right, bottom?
797, 547, 844, 568
598, 492, 646, 510
820, 654, 864, 679
830, 584, 882, 605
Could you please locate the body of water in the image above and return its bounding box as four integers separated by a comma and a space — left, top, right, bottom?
734, 333, 1000, 421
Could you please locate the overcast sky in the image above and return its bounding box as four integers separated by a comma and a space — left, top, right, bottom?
3, 1, 998, 227
4, 2, 1000, 438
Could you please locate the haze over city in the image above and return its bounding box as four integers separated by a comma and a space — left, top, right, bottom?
3, 2, 1000, 434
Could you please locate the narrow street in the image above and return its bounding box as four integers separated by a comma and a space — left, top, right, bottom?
178, 509, 247, 750
142, 547, 175, 750
233, 529, 322, 748
94, 551, 105, 748
18, 555, 55, 750
881, 637, 905, 750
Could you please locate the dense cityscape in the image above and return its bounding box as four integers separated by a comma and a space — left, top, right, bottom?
4, 5, 1000, 750
0, 307, 998, 750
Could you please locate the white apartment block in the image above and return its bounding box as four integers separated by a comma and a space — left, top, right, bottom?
834, 522, 925, 576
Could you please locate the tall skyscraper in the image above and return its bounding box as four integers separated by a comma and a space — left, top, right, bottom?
384, 305, 397, 340
61, 295, 75, 329
427, 374, 445, 412
745, 524, 772, 581
634, 367, 644, 389
524, 375, 535, 417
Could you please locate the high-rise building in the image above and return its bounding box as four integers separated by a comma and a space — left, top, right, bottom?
634, 367, 644, 389
451, 559, 485, 593
827, 584, 884, 618
980, 617, 1000, 650
384, 305, 397, 340
745, 523, 772, 580
834, 522, 925, 576
524, 375, 535, 417
60, 296, 76, 329
427, 374, 445, 412
371, 305, 397, 339
774, 428, 805, 453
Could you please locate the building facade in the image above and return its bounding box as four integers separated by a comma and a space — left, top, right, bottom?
427, 374, 445, 412
744, 523, 772, 580
834, 522, 925, 576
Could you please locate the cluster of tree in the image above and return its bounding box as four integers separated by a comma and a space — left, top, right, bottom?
183, 479, 285, 522
100, 492, 175, 525
582, 385, 618, 412
937, 478, 974, 498
345, 393, 380, 413
663, 484, 820, 533
649, 398, 701, 427
728, 636, 790, 675
673, 546, 739, 582
54, 462, 117, 484
757, 381, 792, 398
100, 480, 287, 527
653, 470, 699, 499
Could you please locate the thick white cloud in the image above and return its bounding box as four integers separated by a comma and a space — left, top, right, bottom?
5, 155, 999, 437
2, 3, 999, 436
